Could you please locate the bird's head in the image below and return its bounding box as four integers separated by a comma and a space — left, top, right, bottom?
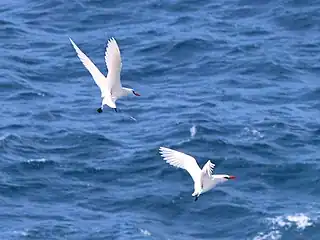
121, 87, 141, 97
223, 175, 236, 180
213, 174, 236, 182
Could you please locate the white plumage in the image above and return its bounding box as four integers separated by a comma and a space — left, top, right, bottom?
159, 147, 235, 201
69, 37, 140, 112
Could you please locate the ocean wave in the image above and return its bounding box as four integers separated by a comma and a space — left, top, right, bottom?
6, 90, 48, 101
254, 213, 315, 240
1, 0, 320, 239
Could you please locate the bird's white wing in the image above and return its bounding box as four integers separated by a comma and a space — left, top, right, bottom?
69, 38, 107, 95
201, 160, 215, 178
159, 147, 201, 183
104, 38, 122, 94
200, 160, 215, 190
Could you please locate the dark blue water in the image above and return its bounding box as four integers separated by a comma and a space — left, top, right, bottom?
1, 0, 320, 239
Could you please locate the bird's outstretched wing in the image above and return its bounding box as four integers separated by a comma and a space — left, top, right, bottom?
200, 160, 215, 188
159, 147, 201, 183
69, 38, 107, 95
104, 38, 122, 95
201, 160, 215, 178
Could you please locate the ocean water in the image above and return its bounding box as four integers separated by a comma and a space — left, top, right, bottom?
1, 0, 320, 239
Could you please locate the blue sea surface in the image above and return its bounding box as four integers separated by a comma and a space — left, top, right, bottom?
1, 0, 320, 239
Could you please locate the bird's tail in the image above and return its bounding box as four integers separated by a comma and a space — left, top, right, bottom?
192, 188, 202, 197
102, 94, 116, 109
192, 180, 203, 196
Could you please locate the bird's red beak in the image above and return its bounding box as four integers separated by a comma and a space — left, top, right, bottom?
133, 91, 140, 96
229, 176, 236, 180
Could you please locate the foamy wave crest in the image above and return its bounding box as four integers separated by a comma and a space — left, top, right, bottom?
253, 230, 281, 240
27, 158, 47, 163
139, 228, 151, 236
244, 127, 264, 139
253, 213, 313, 240
190, 125, 196, 138
269, 213, 313, 230
238, 127, 264, 142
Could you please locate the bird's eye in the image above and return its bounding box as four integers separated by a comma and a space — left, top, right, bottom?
224, 177, 229, 179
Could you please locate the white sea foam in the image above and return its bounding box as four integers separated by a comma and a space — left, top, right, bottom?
253, 213, 313, 240
177, 124, 197, 145
12, 230, 28, 237
129, 116, 137, 121
139, 228, 151, 236
27, 158, 47, 163
287, 214, 314, 229
253, 230, 281, 240
269, 213, 313, 230
190, 125, 196, 138
243, 127, 264, 140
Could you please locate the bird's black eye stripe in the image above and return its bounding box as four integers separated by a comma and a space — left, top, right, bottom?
224, 177, 229, 179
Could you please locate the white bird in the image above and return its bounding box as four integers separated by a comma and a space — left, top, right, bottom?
69, 37, 140, 113
159, 147, 235, 201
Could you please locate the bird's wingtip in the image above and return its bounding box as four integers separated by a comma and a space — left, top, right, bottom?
107, 37, 118, 46
208, 160, 215, 166
159, 146, 168, 154
69, 37, 75, 44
